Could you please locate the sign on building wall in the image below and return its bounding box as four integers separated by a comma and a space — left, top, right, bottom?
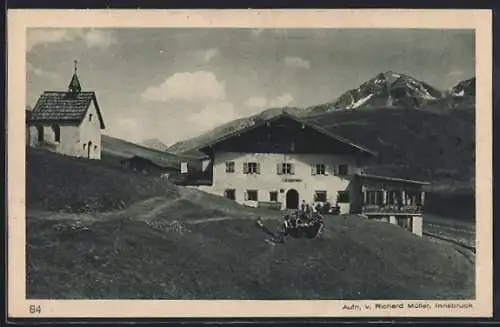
181, 162, 188, 174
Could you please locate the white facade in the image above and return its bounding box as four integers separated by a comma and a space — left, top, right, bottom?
27, 101, 102, 160
196, 151, 362, 211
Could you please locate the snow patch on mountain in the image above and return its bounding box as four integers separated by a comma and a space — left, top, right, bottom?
307, 71, 443, 114
348, 94, 374, 109
450, 77, 475, 97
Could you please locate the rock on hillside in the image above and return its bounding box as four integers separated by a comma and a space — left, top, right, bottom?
307, 71, 443, 115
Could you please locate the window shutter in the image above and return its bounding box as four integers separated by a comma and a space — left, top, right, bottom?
257, 163, 261, 174
290, 164, 295, 175
277, 163, 282, 175
324, 164, 329, 175
243, 162, 248, 174
244, 191, 248, 201
311, 164, 316, 175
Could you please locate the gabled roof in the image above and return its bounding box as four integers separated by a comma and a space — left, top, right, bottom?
355, 172, 430, 185
28, 91, 105, 129
198, 111, 377, 156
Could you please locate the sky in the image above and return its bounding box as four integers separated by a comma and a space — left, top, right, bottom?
26, 28, 475, 146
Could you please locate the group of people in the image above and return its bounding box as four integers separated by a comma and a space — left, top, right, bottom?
283, 200, 324, 229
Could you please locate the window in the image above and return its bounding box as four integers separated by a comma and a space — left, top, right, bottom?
336, 164, 349, 176
277, 163, 294, 175
89, 114, 93, 122
243, 162, 260, 174
83, 143, 86, 150
314, 190, 327, 202
225, 161, 235, 173
315, 164, 326, 175
365, 190, 383, 205
270, 191, 278, 202
52, 125, 60, 142
337, 191, 350, 203
224, 189, 236, 200
245, 190, 258, 201
36, 126, 44, 142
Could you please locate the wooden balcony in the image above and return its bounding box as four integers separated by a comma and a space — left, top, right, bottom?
362, 204, 423, 215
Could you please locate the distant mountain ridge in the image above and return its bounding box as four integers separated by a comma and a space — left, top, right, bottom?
167, 107, 305, 155
450, 77, 475, 97
307, 71, 443, 115
168, 73, 474, 154
141, 138, 170, 152
167, 74, 475, 186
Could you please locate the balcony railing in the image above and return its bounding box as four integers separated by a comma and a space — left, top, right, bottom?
362, 204, 423, 214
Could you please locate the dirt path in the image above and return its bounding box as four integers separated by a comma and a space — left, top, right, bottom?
186, 217, 234, 224
27, 187, 268, 224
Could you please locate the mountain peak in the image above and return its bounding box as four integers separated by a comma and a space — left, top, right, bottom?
307, 72, 443, 114
450, 77, 475, 97
381, 70, 403, 78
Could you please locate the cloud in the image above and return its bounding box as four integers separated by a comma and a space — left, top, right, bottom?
106, 117, 144, 143
141, 71, 226, 103
244, 92, 294, 110
82, 29, 116, 48
186, 101, 238, 131
26, 62, 58, 79
203, 48, 219, 61
27, 28, 116, 52
448, 69, 464, 77
284, 56, 311, 69
269, 92, 294, 107
244, 96, 268, 109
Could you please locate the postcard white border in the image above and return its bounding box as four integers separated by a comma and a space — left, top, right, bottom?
7, 9, 493, 318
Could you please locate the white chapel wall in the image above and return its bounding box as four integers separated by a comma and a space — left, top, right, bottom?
78, 100, 102, 160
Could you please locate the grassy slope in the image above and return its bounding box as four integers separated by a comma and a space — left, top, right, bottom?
305, 107, 474, 184
26, 149, 474, 300
101, 134, 205, 168
27, 148, 178, 213
305, 108, 476, 221
27, 211, 474, 300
